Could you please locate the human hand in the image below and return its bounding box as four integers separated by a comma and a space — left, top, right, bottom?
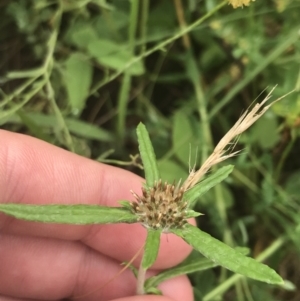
0, 130, 194, 301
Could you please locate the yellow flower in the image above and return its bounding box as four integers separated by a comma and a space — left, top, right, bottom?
229, 0, 255, 8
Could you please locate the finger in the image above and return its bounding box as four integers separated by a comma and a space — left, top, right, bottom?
0, 130, 192, 268
108, 296, 185, 301
0, 234, 193, 301
0, 297, 38, 301
81, 223, 194, 269
0, 233, 135, 300
158, 275, 194, 301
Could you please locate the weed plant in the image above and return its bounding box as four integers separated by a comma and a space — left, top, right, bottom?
1, 0, 300, 300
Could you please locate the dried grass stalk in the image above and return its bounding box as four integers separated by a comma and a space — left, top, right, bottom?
182, 86, 294, 191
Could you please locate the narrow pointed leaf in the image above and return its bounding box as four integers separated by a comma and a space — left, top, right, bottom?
0, 204, 138, 224
171, 224, 283, 284
136, 123, 160, 187
145, 251, 217, 289
142, 229, 161, 269
184, 165, 234, 207
185, 209, 203, 218
119, 200, 133, 210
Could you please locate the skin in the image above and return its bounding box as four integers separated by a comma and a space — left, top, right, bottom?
0, 130, 194, 301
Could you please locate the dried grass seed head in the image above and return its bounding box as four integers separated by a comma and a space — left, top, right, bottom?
182, 86, 293, 191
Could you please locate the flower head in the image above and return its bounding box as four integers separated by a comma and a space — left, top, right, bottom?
229, 0, 255, 8
130, 180, 188, 232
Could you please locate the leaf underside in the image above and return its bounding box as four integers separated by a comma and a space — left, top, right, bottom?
171, 224, 283, 285
0, 204, 138, 224
145, 251, 217, 289
142, 229, 161, 269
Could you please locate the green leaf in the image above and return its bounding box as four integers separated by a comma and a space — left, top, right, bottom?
69, 24, 99, 50
0, 204, 137, 224
284, 170, 300, 200
142, 229, 161, 269
64, 118, 113, 141
87, 39, 144, 76
145, 251, 217, 289
64, 53, 93, 114
157, 159, 188, 183
94, 10, 129, 35
119, 200, 133, 210
145, 287, 162, 295
172, 111, 195, 166
185, 210, 203, 218
17, 110, 53, 143
171, 224, 283, 285
5, 112, 114, 142
136, 123, 160, 187
249, 113, 280, 149
184, 165, 234, 207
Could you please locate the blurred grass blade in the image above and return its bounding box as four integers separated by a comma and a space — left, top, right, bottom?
184, 165, 234, 207
171, 224, 284, 284
136, 123, 160, 187
209, 29, 299, 119
0, 77, 47, 120
117, 72, 131, 143
142, 229, 161, 269
4, 112, 114, 142
65, 118, 113, 141
0, 204, 138, 224
17, 110, 53, 143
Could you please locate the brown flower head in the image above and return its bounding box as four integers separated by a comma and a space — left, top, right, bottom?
130, 180, 188, 232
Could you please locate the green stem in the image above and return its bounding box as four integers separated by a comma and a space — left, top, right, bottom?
0, 77, 48, 120
0, 77, 39, 108
46, 77, 75, 152
136, 262, 147, 295
185, 38, 233, 288
190, 54, 212, 162
44, 4, 74, 152
139, 0, 149, 55
186, 49, 232, 245
89, 0, 227, 94
117, 73, 132, 142
116, 0, 139, 143
274, 137, 295, 182
1, 2, 63, 121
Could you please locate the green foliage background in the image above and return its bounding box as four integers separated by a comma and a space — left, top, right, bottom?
1, 0, 300, 300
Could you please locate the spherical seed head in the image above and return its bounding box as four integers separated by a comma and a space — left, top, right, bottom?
130, 180, 188, 232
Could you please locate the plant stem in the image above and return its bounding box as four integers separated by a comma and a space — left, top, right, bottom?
46, 78, 75, 152
136, 262, 147, 295
116, 0, 139, 143
173, 0, 191, 48
139, 0, 149, 55
89, 0, 227, 94
274, 137, 295, 182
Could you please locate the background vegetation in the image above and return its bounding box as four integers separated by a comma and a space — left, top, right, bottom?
1, 0, 300, 300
